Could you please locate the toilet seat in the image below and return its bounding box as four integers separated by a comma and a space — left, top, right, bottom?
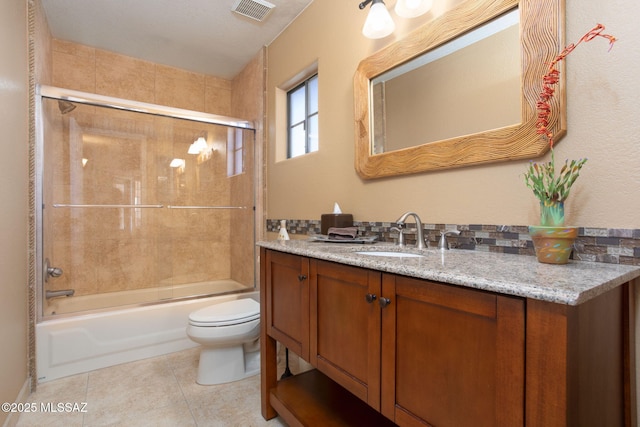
188, 298, 260, 327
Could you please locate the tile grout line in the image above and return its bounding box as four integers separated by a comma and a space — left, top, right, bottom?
166, 352, 199, 426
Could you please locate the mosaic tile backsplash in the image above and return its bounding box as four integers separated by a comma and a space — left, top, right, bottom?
267, 219, 640, 266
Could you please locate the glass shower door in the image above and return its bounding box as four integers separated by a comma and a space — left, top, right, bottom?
38, 91, 255, 317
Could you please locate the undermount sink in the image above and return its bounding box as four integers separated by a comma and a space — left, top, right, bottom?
355, 251, 424, 258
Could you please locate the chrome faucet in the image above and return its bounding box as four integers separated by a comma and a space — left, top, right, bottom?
395, 212, 427, 249
45, 289, 75, 299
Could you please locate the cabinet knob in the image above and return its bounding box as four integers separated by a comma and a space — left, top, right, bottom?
298, 275, 307, 282
365, 293, 377, 303
379, 297, 391, 308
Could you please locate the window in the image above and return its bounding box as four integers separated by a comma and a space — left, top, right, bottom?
227, 128, 244, 177
287, 74, 318, 158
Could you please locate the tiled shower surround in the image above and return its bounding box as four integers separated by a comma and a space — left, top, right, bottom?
267, 219, 640, 266
43, 99, 256, 298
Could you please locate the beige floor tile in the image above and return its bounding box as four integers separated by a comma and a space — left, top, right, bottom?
84, 379, 186, 426
18, 348, 287, 427
88, 400, 196, 427
16, 410, 85, 427
86, 355, 174, 390
17, 374, 88, 427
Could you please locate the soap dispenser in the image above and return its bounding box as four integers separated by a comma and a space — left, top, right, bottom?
277, 220, 290, 241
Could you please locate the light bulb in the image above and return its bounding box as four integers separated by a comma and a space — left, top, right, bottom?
395, 0, 433, 18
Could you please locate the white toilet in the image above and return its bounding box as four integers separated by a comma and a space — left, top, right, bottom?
186, 298, 260, 385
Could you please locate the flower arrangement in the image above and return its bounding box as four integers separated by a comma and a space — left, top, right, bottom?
524, 24, 617, 226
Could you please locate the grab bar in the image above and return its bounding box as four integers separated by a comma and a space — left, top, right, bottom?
166, 206, 247, 209
53, 204, 164, 208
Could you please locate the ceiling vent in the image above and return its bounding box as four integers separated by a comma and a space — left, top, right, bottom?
232, 0, 276, 22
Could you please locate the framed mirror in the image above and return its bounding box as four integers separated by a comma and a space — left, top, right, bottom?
354, 0, 566, 179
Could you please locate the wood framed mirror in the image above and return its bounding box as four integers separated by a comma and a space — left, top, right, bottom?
354, 0, 566, 179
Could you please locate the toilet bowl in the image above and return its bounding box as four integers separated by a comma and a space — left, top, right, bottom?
186, 298, 260, 385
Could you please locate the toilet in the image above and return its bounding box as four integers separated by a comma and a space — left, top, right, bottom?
186, 298, 260, 385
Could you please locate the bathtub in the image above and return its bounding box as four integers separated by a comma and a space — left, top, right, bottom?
43, 279, 250, 316
36, 290, 258, 383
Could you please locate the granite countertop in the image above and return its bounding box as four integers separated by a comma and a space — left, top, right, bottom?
258, 240, 640, 305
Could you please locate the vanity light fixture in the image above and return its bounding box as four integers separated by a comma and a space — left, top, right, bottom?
359, 0, 395, 39
188, 137, 208, 154
359, 0, 433, 39
394, 0, 433, 18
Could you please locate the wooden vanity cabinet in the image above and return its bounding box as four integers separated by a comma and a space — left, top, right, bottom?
309, 259, 525, 425
260, 248, 635, 426
310, 259, 383, 410
380, 274, 525, 426
260, 248, 310, 419
263, 249, 310, 360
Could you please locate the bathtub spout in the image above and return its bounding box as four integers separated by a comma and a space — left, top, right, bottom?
46, 289, 75, 299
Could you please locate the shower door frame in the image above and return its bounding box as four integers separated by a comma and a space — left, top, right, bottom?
35, 84, 257, 321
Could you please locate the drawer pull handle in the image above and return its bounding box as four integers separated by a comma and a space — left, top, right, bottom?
365, 293, 377, 303
298, 275, 307, 282
379, 297, 391, 308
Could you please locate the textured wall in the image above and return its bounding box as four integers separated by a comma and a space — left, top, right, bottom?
0, 0, 29, 423
266, 0, 640, 229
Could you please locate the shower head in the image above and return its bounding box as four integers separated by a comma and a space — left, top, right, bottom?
58, 100, 77, 114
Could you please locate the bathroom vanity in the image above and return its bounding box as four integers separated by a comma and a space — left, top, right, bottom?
258, 241, 640, 426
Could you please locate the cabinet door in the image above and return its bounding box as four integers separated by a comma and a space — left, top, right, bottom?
265, 250, 310, 361
310, 259, 383, 410
381, 274, 525, 427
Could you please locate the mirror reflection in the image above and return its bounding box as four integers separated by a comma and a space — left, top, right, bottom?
371, 9, 520, 154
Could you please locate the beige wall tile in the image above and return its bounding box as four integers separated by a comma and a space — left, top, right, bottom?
155, 64, 205, 111
52, 50, 95, 92
53, 39, 95, 58
205, 75, 232, 115
41, 39, 263, 302
95, 50, 155, 103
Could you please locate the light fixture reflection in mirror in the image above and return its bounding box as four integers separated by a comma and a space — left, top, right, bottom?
188, 136, 208, 154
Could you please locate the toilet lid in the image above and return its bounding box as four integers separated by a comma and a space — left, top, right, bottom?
189, 298, 260, 326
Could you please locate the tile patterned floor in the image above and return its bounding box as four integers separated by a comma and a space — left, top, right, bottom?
16, 348, 288, 427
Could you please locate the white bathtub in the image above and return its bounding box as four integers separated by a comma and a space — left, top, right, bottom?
36, 291, 259, 383
43, 279, 250, 316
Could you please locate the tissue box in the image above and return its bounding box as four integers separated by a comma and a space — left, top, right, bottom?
321, 214, 353, 235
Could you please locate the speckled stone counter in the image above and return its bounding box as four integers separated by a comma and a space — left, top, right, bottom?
258, 240, 640, 305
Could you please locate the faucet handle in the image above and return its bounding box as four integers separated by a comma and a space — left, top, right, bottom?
390, 226, 405, 246
438, 229, 461, 250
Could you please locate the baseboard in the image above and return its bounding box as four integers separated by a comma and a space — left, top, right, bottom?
1, 378, 31, 427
